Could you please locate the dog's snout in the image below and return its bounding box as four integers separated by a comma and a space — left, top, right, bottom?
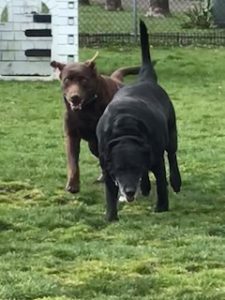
125, 188, 135, 200
71, 95, 81, 104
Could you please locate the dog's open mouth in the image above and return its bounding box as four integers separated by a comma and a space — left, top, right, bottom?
126, 195, 135, 202
70, 98, 84, 111
67, 94, 98, 111
116, 180, 138, 203
70, 102, 82, 111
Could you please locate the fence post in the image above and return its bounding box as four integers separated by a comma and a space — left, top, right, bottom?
132, 0, 137, 43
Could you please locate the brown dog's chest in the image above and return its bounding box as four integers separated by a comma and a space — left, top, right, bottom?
77, 113, 99, 140
66, 105, 104, 141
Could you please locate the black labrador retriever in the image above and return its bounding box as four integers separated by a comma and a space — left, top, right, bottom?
97, 20, 182, 221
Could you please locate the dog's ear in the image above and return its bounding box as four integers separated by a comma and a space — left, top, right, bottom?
85, 51, 99, 69
50, 61, 66, 80
50, 61, 66, 71
107, 138, 120, 149
101, 138, 120, 171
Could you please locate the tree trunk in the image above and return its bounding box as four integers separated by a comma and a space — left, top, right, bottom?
79, 0, 90, 5
105, 0, 123, 11
146, 0, 170, 17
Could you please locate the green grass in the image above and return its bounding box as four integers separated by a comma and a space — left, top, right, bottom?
1, 47, 225, 299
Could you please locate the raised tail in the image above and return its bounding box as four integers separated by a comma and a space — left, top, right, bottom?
139, 20, 157, 82
110, 66, 140, 82
140, 20, 151, 65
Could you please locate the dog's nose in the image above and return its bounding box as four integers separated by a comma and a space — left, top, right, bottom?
125, 188, 135, 200
71, 95, 81, 104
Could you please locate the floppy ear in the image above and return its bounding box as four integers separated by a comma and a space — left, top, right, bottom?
106, 137, 122, 159
99, 137, 120, 172
85, 51, 99, 69
107, 137, 121, 150
50, 61, 66, 71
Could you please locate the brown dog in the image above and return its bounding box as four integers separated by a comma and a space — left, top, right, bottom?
51, 53, 139, 193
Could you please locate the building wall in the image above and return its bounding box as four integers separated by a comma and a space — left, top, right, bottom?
0, 0, 78, 76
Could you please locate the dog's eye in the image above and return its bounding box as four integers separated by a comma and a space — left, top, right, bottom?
78, 77, 88, 85
82, 78, 87, 84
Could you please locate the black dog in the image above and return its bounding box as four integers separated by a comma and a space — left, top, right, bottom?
97, 20, 182, 221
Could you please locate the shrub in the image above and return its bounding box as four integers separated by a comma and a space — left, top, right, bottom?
182, 0, 213, 29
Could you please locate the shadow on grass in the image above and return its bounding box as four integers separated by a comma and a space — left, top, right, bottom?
0, 180, 45, 204
62, 272, 163, 299
0, 219, 16, 231
0, 181, 32, 193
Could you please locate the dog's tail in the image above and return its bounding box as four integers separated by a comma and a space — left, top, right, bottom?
139, 20, 157, 82
110, 66, 140, 82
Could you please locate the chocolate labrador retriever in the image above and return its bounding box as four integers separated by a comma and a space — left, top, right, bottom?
97, 20, 182, 221
51, 53, 139, 193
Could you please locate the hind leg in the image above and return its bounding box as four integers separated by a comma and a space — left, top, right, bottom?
140, 171, 151, 196
167, 127, 182, 193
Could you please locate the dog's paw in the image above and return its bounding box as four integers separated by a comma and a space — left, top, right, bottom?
155, 205, 169, 213
66, 182, 80, 193
170, 173, 182, 193
106, 214, 119, 222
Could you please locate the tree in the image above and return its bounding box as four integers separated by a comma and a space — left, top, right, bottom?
79, 0, 90, 5
146, 0, 170, 17
105, 0, 123, 11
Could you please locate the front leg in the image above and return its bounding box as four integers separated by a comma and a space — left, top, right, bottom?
104, 172, 119, 222
140, 171, 151, 196
152, 157, 169, 212
65, 134, 81, 193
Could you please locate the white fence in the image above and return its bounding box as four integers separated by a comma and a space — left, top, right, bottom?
0, 0, 78, 76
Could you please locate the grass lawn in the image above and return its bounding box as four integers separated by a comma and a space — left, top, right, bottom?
1, 47, 225, 299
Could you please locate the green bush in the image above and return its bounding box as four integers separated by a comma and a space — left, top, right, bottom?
182, 0, 213, 29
